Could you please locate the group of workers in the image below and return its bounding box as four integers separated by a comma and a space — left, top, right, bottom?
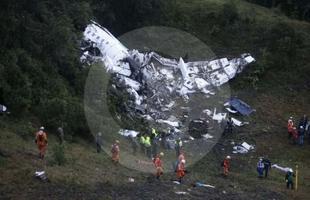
108, 137, 187, 183
33, 122, 298, 189
287, 114, 309, 145
256, 157, 271, 178
34, 126, 65, 159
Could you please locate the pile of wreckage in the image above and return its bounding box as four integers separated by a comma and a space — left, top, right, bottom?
81, 21, 256, 144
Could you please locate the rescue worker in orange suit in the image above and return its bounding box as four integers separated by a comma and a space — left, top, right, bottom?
222, 155, 231, 176
178, 152, 185, 162
111, 140, 120, 164
153, 152, 164, 180
176, 159, 186, 183
287, 117, 294, 139
35, 127, 48, 159
174, 151, 185, 173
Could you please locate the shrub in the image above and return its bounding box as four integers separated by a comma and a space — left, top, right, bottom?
51, 144, 66, 166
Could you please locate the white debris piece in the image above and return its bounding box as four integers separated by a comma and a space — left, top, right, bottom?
183, 79, 195, 90
121, 76, 141, 91
119, 129, 139, 137
0, 105, 7, 112
175, 191, 189, 195
194, 182, 216, 189
232, 146, 248, 154
241, 142, 254, 151
165, 101, 175, 108
34, 171, 48, 181
271, 164, 293, 173
152, 52, 178, 67
202, 109, 212, 116
195, 78, 210, 89
202, 134, 214, 139
157, 119, 179, 127
212, 108, 227, 123
127, 88, 143, 105
232, 142, 254, 154
173, 181, 181, 185
178, 86, 195, 96
231, 117, 248, 127
160, 68, 174, 80
201, 88, 212, 95
142, 115, 153, 121
223, 102, 230, 107
35, 171, 45, 176
244, 55, 255, 63
83, 22, 131, 76
178, 57, 189, 80
225, 107, 238, 113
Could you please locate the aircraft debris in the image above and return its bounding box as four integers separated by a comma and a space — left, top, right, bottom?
119, 129, 139, 137
175, 191, 189, 195
34, 171, 48, 182
212, 108, 227, 123
232, 142, 254, 154
225, 98, 255, 116
0, 105, 8, 113
231, 117, 249, 127
271, 164, 293, 173
192, 182, 215, 189
82, 21, 255, 145
128, 177, 135, 182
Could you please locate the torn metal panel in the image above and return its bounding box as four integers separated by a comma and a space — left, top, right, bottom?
212, 108, 227, 123
232, 142, 254, 154
227, 98, 255, 116
157, 119, 179, 127
231, 117, 249, 127
271, 164, 293, 173
225, 107, 238, 114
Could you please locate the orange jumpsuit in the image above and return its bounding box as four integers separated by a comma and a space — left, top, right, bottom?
223, 158, 230, 176
176, 162, 185, 181
111, 143, 120, 163
287, 120, 294, 135
35, 131, 48, 159
292, 128, 298, 140
178, 153, 185, 162
154, 156, 163, 178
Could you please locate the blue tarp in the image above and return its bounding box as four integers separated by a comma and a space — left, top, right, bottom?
228, 98, 254, 116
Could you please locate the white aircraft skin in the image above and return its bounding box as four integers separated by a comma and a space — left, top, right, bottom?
81, 21, 255, 126
82, 21, 255, 96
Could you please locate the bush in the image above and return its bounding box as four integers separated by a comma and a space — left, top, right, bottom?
51, 144, 66, 166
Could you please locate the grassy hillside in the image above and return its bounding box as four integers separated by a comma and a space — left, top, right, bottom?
1, 0, 310, 199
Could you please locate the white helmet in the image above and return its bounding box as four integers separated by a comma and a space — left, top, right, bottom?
40, 126, 44, 130
289, 169, 293, 173
181, 159, 186, 164
226, 156, 231, 159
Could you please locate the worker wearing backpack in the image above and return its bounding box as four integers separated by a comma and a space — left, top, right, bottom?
35, 127, 48, 159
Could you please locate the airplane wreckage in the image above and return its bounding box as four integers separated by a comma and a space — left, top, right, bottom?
81, 21, 255, 141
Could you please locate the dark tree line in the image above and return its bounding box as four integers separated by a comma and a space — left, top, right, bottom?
0, 0, 309, 138
247, 0, 310, 21
0, 0, 165, 137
